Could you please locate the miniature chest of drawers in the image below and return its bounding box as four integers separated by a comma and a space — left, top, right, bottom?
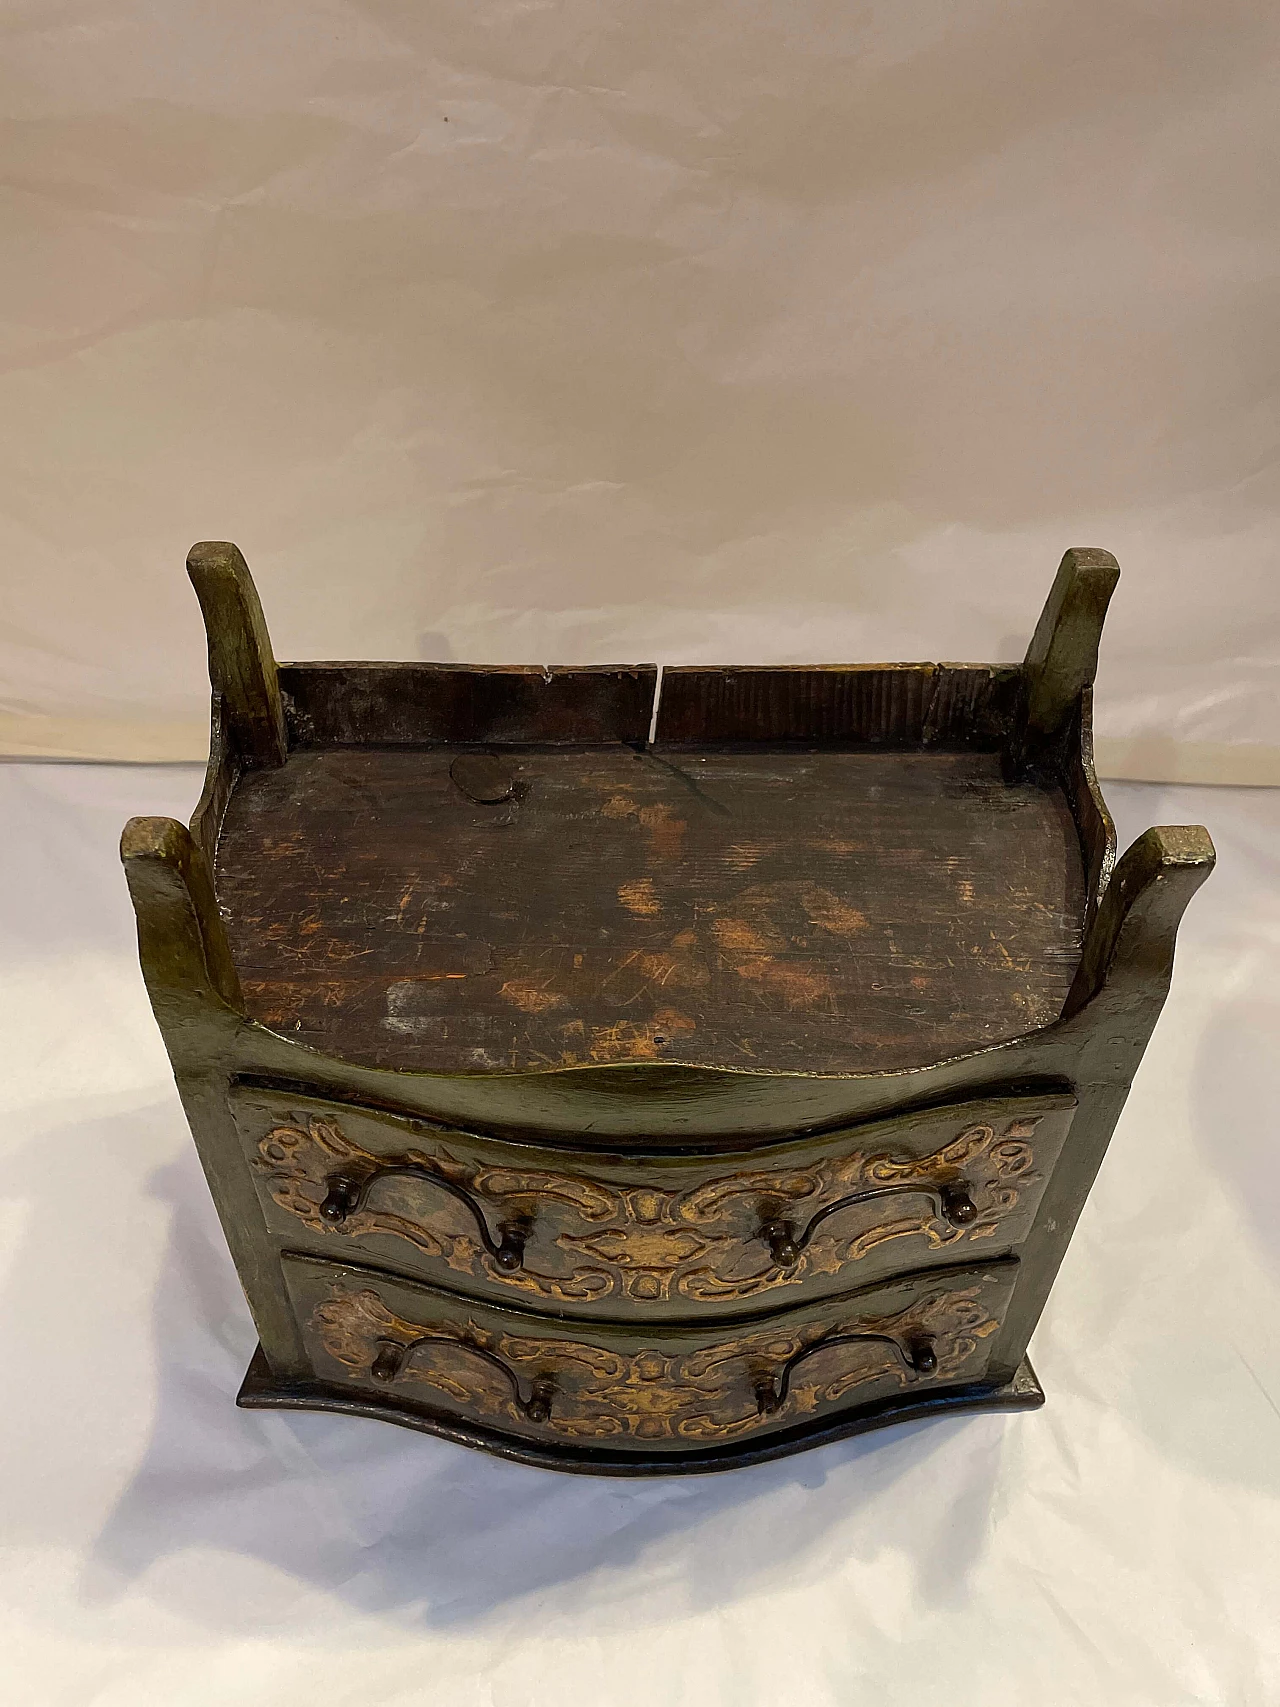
123, 545, 1213, 1473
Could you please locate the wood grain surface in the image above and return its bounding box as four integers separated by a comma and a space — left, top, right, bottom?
214, 744, 1085, 1075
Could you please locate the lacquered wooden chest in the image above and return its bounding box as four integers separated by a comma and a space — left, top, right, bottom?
123, 545, 1213, 1472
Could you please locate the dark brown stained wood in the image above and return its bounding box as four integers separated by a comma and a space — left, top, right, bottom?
278, 663, 658, 748
188, 694, 240, 874
923, 664, 1022, 747
1061, 690, 1115, 928
655, 664, 1019, 746
450, 753, 516, 804
213, 744, 1086, 1076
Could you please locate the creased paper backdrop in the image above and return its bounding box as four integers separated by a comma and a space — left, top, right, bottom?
2, 0, 1278, 777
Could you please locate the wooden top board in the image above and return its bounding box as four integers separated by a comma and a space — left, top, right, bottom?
214, 745, 1086, 1077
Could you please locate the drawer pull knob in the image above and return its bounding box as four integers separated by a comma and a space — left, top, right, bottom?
907, 1336, 938, 1375
525, 1378, 555, 1424
319, 1166, 531, 1271
494, 1223, 529, 1272
758, 1178, 980, 1267
755, 1329, 939, 1415
939, 1183, 977, 1226
371, 1341, 405, 1382
319, 1176, 362, 1223
368, 1333, 555, 1422
760, 1220, 800, 1267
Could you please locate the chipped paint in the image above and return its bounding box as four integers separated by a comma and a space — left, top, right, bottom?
617, 877, 662, 917
599, 945, 710, 1009
728, 957, 836, 1010
800, 887, 868, 939
499, 978, 568, 1015
638, 802, 687, 858
585, 1009, 696, 1062
712, 917, 785, 954
725, 842, 764, 872
219, 742, 1086, 1075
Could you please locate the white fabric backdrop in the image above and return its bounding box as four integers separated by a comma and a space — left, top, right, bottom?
0, 761, 1277, 1705
2, 2, 1279, 779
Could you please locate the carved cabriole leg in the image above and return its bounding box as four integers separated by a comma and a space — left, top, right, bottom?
186, 541, 287, 769
121, 816, 306, 1375
988, 823, 1216, 1383
1008, 547, 1120, 781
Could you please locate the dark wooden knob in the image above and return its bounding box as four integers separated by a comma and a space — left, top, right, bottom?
371, 1342, 405, 1382
907, 1337, 937, 1375
525, 1379, 554, 1423
494, 1221, 528, 1271
320, 1175, 359, 1223
940, 1182, 978, 1226
754, 1375, 782, 1415
761, 1220, 800, 1267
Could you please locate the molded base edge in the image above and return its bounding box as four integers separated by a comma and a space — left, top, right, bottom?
237, 1346, 1044, 1477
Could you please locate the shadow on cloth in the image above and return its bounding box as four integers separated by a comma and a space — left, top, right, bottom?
81, 1126, 1012, 1631
1194, 978, 1280, 1278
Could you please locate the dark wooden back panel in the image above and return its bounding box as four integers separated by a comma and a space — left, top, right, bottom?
655, 664, 1019, 746
279, 663, 658, 747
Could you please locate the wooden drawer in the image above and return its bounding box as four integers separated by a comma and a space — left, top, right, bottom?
240, 1086, 1073, 1317
281, 1252, 1020, 1459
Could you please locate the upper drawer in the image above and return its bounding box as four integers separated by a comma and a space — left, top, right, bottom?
282, 1251, 1020, 1464
236, 1085, 1074, 1319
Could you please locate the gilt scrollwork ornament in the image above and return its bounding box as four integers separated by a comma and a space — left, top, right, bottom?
313, 1284, 1000, 1443
256, 1111, 1045, 1306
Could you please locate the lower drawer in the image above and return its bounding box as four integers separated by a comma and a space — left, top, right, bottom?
280, 1252, 1019, 1458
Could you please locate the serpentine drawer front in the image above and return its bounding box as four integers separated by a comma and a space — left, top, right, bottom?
281, 1252, 1020, 1459
238, 1087, 1074, 1318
